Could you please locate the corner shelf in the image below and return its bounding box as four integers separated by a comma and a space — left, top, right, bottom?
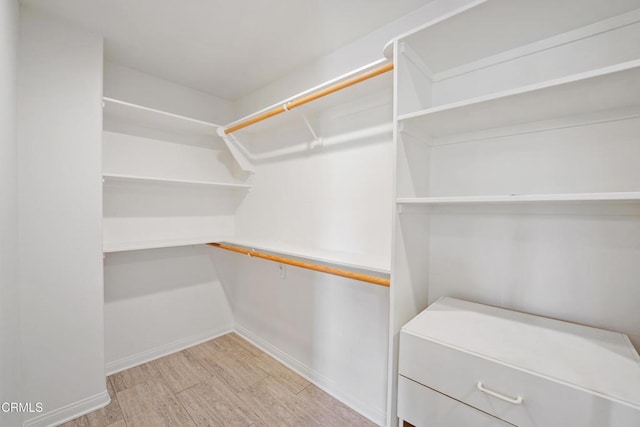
102, 173, 251, 190
220, 237, 391, 275
103, 97, 220, 137
398, 60, 640, 139
103, 236, 229, 253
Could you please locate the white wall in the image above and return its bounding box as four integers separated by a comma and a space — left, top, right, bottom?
104, 62, 234, 125
235, 87, 393, 256
428, 212, 640, 347
425, 120, 640, 347
229, 89, 393, 424
18, 8, 107, 426
233, 0, 472, 116
104, 246, 234, 373
0, 1, 21, 426
102, 64, 236, 372
221, 252, 391, 422
224, 2, 477, 425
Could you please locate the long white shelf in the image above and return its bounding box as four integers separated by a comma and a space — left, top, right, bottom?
103, 236, 228, 253
102, 173, 251, 189
219, 237, 391, 275
398, 60, 640, 138
103, 235, 391, 272
398, 0, 639, 76
103, 97, 220, 137
397, 192, 640, 206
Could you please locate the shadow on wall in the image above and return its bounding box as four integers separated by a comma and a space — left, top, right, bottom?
241, 86, 393, 163
105, 245, 222, 301
103, 183, 247, 218
207, 247, 240, 313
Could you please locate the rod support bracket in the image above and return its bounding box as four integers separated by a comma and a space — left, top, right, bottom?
301, 114, 323, 150
310, 137, 323, 150
216, 126, 256, 174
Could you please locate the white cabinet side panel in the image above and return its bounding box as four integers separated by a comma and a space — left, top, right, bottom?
17, 8, 106, 424
0, 1, 21, 426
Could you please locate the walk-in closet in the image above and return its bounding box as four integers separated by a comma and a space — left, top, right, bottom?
1, 1, 640, 426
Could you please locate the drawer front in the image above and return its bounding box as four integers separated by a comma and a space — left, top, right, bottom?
398, 375, 514, 427
399, 332, 640, 427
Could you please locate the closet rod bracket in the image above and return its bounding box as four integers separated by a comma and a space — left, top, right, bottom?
216, 127, 256, 174
301, 114, 323, 150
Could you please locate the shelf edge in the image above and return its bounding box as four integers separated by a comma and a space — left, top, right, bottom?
103, 97, 221, 128
397, 59, 640, 123
102, 173, 252, 189
218, 238, 391, 275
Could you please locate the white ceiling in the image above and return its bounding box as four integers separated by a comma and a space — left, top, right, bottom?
22, 0, 431, 100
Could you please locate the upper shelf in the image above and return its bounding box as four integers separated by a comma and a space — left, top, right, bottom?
102, 173, 252, 190
398, 0, 640, 77
220, 237, 391, 275
398, 60, 640, 139
103, 97, 220, 138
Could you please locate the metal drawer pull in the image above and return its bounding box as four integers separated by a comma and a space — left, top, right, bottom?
476, 381, 523, 404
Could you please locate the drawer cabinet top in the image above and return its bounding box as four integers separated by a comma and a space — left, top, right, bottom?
401, 297, 640, 410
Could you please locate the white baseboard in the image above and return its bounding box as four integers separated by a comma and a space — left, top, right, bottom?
106, 326, 233, 375
23, 390, 110, 427
234, 325, 386, 426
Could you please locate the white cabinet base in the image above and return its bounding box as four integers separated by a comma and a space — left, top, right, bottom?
398, 298, 640, 427
398, 375, 514, 427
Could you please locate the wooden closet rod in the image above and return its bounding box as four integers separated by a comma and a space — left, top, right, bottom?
224, 62, 394, 135
208, 243, 390, 287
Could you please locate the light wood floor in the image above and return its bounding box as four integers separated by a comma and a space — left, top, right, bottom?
60, 333, 375, 426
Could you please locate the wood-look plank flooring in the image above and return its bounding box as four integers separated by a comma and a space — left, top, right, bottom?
60, 333, 375, 427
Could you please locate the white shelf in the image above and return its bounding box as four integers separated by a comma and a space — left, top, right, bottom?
399, 0, 639, 77
398, 60, 640, 138
397, 192, 640, 206
102, 173, 251, 189
103, 97, 220, 137
219, 237, 391, 275
103, 236, 227, 253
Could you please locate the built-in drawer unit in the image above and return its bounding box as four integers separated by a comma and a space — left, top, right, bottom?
398, 297, 640, 427
398, 375, 514, 427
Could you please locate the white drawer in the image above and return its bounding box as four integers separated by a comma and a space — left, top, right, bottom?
400, 331, 640, 427
398, 375, 514, 427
